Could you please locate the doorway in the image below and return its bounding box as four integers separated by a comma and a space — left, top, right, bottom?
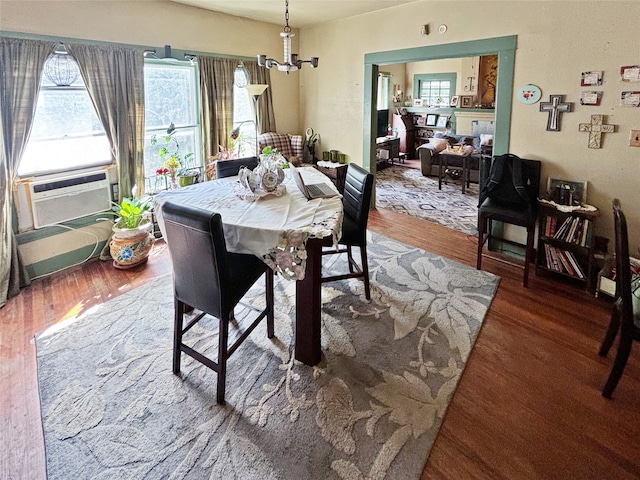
362, 36, 517, 173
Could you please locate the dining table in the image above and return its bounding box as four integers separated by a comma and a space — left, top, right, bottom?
153, 166, 343, 366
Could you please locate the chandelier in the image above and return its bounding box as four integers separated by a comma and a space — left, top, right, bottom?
257, 0, 318, 74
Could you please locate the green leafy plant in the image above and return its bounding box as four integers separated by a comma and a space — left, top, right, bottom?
261, 146, 289, 168
151, 123, 194, 174
111, 197, 152, 229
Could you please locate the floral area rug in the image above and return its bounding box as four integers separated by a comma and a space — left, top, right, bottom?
36, 233, 499, 479
376, 166, 479, 235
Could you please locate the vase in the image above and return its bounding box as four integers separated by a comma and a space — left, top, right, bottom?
110, 220, 155, 269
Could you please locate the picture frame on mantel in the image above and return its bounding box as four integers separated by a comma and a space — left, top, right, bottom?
460, 95, 474, 108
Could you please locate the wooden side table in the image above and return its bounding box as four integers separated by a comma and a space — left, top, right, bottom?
438, 149, 472, 194
314, 162, 348, 194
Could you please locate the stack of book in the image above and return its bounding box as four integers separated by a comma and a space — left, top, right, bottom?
542, 215, 592, 247
543, 244, 585, 279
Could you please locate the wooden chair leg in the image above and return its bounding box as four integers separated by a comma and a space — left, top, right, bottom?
173, 299, 185, 374
477, 216, 486, 270
602, 335, 633, 399
360, 244, 371, 300
599, 308, 621, 357
523, 224, 535, 288
347, 245, 355, 273
216, 316, 230, 404
266, 270, 275, 339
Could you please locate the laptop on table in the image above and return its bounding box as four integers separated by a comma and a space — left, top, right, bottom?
290, 165, 338, 200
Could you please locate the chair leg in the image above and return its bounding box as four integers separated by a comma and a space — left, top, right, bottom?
523, 224, 535, 288
216, 315, 230, 404
599, 308, 621, 357
173, 299, 184, 374
477, 216, 487, 270
266, 270, 275, 339
602, 335, 633, 399
360, 244, 371, 300
347, 245, 355, 273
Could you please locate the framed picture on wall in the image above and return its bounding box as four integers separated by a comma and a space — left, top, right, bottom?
460, 95, 474, 108
450, 95, 459, 107
426, 114, 439, 126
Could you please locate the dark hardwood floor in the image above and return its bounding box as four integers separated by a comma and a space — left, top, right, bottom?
2, 208, 639, 479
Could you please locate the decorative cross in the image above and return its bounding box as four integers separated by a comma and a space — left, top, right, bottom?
539, 94, 573, 131
578, 114, 615, 148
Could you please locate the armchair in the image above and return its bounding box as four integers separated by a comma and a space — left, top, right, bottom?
258, 132, 304, 165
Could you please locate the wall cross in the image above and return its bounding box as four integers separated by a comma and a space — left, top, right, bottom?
539, 94, 573, 131
578, 114, 615, 148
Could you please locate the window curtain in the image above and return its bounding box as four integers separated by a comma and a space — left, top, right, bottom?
199, 56, 276, 163
66, 44, 145, 199
198, 56, 234, 163
245, 62, 276, 134
0, 37, 56, 307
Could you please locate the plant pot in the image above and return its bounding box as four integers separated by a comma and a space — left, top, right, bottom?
110, 220, 154, 269
178, 175, 196, 187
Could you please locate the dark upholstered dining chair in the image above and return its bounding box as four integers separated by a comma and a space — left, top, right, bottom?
476, 154, 541, 287
161, 201, 274, 404
321, 163, 375, 299
215, 156, 259, 179
598, 199, 640, 398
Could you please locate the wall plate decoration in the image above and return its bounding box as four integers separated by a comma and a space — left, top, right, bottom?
580, 91, 602, 106
517, 84, 542, 104
621, 91, 640, 107
620, 65, 640, 82
581, 71, 603, 86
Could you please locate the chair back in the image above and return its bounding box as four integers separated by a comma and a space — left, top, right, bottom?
479, 154, 541, 210
162, 201, 229, 318
613, 199, 634, 327
215, 156, 259, 178
342, 163, 374, 228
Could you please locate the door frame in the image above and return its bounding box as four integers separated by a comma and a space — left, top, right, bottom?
363, 35, 517, 173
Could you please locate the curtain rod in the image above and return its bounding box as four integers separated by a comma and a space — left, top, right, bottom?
0, 30, 256, 62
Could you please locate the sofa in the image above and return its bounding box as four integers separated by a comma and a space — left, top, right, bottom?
258, 132, 304, 165
417, 133, 493, 183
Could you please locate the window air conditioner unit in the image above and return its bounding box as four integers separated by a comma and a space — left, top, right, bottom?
29, 171, 112, 229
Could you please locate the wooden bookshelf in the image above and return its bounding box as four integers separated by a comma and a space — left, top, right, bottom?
535, 201, 600, 290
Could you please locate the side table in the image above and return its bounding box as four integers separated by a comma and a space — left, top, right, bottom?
314, 161, 348, 194
438, 149, 472, 194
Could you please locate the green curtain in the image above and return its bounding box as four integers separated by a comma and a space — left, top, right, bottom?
66, 43, 145, 199
199, 56, 276, 163
0, 37, 56, 307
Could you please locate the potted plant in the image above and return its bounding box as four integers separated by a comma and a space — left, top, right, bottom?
109, 196, 155, 269
151, 123, 195, 189
177, 167, 199, 187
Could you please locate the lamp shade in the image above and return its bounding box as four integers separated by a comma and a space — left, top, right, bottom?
44, 52, 80, 86
234, 62, 250, 88
244, 84, 269, 98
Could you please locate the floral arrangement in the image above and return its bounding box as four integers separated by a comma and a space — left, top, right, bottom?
151, 123, 193, 184
261, 146, 289, 169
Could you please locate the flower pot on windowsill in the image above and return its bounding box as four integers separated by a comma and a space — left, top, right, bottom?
178, 175, 196, 187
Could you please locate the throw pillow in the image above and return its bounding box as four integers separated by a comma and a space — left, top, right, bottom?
480, 134, 494, 146
427, 137, 449, 152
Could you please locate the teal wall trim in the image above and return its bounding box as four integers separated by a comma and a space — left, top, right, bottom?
25, 241, 109, 280
363, 35, 517, 173
16, 214, 113, 244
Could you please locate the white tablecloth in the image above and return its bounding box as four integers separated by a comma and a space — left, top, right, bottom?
154, 167, 343, 280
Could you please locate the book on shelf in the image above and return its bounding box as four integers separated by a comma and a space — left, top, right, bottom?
565, 250, 585, 279
555, 247, 576, 277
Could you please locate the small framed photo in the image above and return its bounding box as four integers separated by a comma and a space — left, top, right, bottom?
581, 71, 603, 86
580, 91, 602, 106
436, 115, 448, 128
620, 65, 640, 82
460, 95, 474, 108
450, 95, 459, 107
413, 98, 425, 107
425, 114, 438, 127
547, 178, 588, 204
416, 115, 426, 126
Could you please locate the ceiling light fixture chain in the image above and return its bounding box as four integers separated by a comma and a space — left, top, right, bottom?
257, 0, 319, 74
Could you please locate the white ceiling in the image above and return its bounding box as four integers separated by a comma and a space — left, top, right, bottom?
170, 0, 420, 27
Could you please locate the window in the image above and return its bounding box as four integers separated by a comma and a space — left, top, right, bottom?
232, 85, 256, 157
414, 73, 457, 107
18, 53, 112, 177
377, 73, 391, 110
143, 60, 202, 192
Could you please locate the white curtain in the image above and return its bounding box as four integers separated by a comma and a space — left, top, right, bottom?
0, 37, 57, 307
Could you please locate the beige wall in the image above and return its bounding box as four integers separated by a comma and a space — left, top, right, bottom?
301, 1, 640, 255
3, 0, 640, 255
